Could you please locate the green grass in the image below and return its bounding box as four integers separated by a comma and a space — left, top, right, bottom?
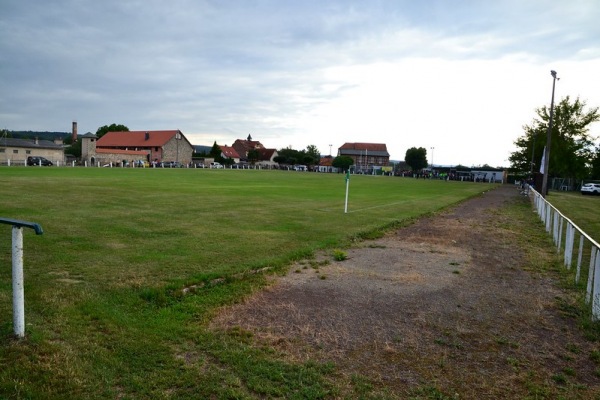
0, 167, 494, 398
546, 190, 600, 244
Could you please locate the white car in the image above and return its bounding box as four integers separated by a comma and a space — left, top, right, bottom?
580, 183, 600, 195
209, 162, 223, 169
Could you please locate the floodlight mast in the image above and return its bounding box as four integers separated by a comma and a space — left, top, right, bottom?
540, 70, 558, 198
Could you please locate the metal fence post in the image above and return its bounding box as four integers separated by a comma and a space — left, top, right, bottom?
586, 247, 597, 304
12, 226, 25, 337
1, 218, 43, 338
576, 235, 584, 283
593, 248, 600, 321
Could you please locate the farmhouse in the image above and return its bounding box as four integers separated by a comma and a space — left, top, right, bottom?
0, 136, 65, 165
231, 135, 278, 166
338, 142, 390, 173
256, 148, 278, 168
81, 130, 194, 166
219, 145, 241, 164
316, 155, 338, 173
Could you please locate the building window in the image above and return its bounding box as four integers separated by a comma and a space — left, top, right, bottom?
0, 148, 5, 153
26, 150, 31, 154
13, 149, 18, 154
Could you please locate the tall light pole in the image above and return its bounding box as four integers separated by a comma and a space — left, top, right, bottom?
430, 147, 434, 169
541, 70, 559, 198
329, 144, 332, 156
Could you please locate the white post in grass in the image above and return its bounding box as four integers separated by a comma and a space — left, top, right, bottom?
0, 218, 44, 338
344, 170, 350, 214
12, 226, 25, 337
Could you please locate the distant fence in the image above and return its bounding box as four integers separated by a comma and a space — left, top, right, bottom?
529, 187, 600, 320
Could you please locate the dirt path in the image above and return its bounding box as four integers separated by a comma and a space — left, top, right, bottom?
212, 185, 600, 398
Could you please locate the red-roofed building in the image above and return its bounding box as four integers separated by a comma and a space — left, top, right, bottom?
231, 134, 264, 161
316, 155, 338, 173
338, 142, 390, 172
219, 145, 240, 163
231, 134, 278, 167
82, 130, 194, 166
256, 148, 278, 168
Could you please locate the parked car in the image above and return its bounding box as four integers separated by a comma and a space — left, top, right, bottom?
27, 156, 53, 166
581, 183, 600, 195
210, 162, 223, 169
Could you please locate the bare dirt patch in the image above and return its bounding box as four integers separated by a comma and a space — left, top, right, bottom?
212, 185, 600, 398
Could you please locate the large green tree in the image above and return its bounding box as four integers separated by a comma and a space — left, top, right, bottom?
247, 148, 260, 164
509, 96, 599, 180
276, 147, 300, 165
274, 145, 320, 167
96, 123, 129, 138
305, 144, 320, 166
332, 155, 354, 172
591, 146, 600, 180
209, 141, 224, 162
63, 134, 81, 157
405, 147, 428, 171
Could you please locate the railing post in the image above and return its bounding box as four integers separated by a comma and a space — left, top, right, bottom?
1, 218, 43, 338
593, 248, 600, 321
12, 226, 25, 337
564, 223, 573, 268
557, 216, 563, 253
576, 235, 584, 283
586, 247, 597, 304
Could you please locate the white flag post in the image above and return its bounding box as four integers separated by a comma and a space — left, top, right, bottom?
344, 170, 350, 213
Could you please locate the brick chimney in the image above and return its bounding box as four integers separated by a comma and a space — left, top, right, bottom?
72, 121, 78, 143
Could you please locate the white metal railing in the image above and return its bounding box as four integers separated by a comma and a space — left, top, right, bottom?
529, 187, 600, 320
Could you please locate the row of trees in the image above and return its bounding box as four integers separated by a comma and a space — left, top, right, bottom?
273, 145, 320, 166
510, 96, 600, 180
205, 141, 363, 171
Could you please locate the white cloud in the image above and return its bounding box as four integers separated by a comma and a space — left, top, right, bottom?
1, 0, 600, 167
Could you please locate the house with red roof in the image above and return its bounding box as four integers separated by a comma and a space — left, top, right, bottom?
231, 135, 278, 167
81, 130, 194, 166
316, 155, 339, 173
338, 142, 390, 173
219, 145, 240, 163
256, 148, 278, 168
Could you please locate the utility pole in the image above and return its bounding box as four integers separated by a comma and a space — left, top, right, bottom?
541, 70, 559, 198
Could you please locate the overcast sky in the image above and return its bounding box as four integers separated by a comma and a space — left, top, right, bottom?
2, 0, 599, 166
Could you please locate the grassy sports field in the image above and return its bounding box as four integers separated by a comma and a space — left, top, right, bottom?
2, 167, 498, 398
546, 190, 600, 245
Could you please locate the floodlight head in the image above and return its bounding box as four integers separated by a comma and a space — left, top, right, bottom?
551, 70, 557, 78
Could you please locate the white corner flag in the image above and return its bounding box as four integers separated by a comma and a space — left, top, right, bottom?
344, 170, 350, 213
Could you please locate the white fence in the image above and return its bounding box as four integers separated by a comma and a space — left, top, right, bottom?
529, 187, 600, 320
